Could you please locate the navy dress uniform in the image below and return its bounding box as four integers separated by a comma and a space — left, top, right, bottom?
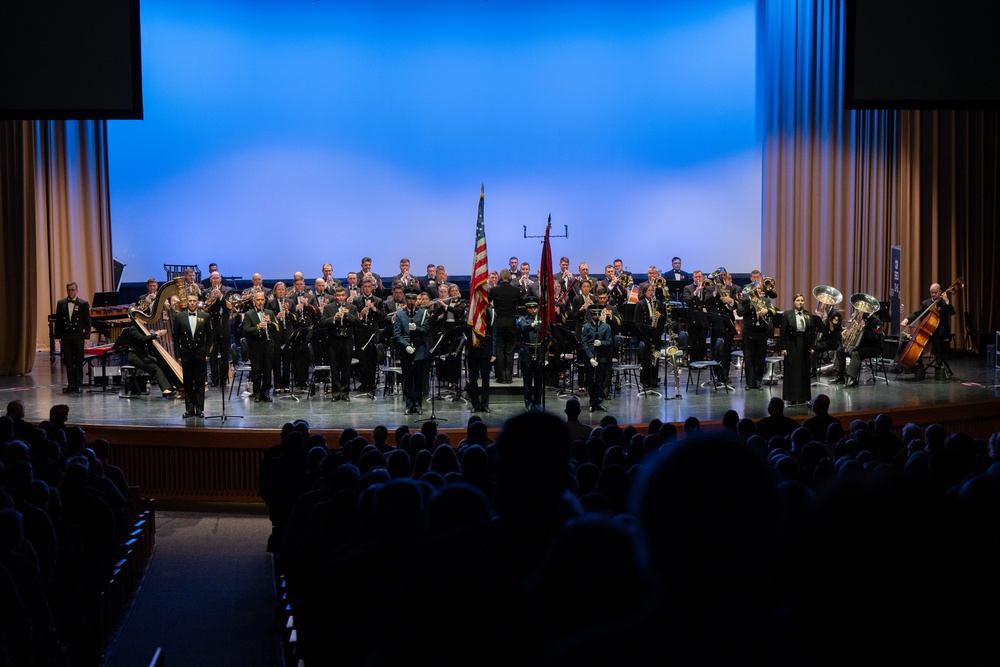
393, 287, 431, 414
581, 304, 613, 411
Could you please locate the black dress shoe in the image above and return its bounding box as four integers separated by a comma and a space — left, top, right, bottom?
196, 411, 205, 418
342, 394, 350, 402
261, 395, 272, 402
481, 405, 490, 413
254, 396, 261, 402
829, 377, 844, 384
183, 411, 194, 418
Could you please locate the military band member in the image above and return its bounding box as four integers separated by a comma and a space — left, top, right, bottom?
384, 281, 407, 314
682, 270, 712, 362
394, 287, 431, 415
901, 282, 956, 363
833, 311, 883, 387
136, 277, 159, 313
344, 272, 361, 301
573, 262, 598, 297
635, 282, 663, 389
353, 278, 386, 392
314, 279, 332, 315
267, 282, 292, 393
321, 287, 358, 402
581, 304, 613, 412
558, 256, 574, 294
487, 270, 500, 291
668, 257, 691, 282
393, 258, 420, 291
286, 276, 316, 387
516, 262, 539, 298
201, 271, 233, 387
127, 326, 175, 397
55, 282, 91, 394
518, 297, 545, 412
359, 256, 384, 296
180, 267, 202, 302
570, 279, 596, 336
242, 291, 277, 402
593, 287, 623, 337
249, 273, 271, 298
600, 264, 629, 308
174, 293, 212, 417
707, 269, 737, 387
738, 280, 775, 390
780, 293, 815, 404
422, 264, 439, 297
320, 264, 342, 292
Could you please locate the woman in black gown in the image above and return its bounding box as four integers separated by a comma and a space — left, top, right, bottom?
780, 293, 814, 404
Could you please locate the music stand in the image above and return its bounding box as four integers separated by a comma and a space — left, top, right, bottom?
352, 328, 380, 401
205, 345, 243, 424
628, 321, 662, 397
550, 325, 580, 399
664, 279, 690, 304
435, 327, 468, 404
283, 326, 311, 401
418, 332, 448, 425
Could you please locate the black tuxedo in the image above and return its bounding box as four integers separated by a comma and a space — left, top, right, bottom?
55, 296, 91, 391
201, 285, 233, 386
242, 308, 278, 399
173, 309, 212, 413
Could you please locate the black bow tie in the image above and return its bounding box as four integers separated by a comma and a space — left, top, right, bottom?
68, 299, 76, 304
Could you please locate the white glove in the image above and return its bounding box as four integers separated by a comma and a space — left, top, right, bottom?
594, 340, 601, 347
490, 356, 496, 363
405, 346, 415, 355
544, 360, 549, 366
590, 358, 598, 368
409, 322, 416, 331
532, 320, 539, 328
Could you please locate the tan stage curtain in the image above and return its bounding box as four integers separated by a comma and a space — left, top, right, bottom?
759, 0, 999, 348
0, 120, 112, 375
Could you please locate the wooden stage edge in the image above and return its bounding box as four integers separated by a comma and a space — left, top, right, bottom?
85, 398, 1000, 504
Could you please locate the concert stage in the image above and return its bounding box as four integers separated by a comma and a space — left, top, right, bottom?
5, 351, 999, 503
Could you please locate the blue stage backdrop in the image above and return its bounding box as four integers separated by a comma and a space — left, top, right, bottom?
109, 0, 759, 283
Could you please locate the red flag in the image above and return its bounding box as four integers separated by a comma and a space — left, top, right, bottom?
539, 215, 557, 344
467, 184, 489, 346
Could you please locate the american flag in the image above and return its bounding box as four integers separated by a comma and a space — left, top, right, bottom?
468, 184, 489, 347
539, 215, 557, 344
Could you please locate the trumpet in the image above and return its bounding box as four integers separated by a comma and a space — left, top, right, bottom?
653, 276, 667, 300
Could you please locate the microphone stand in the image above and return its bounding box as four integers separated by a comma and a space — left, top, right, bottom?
418, 329, 447, 425
354, 327, 378, 401
205, 343, 243, 424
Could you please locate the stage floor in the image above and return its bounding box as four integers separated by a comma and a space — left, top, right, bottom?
4, 351, 999, 433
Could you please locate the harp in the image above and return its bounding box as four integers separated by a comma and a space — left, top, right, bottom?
128, 277, 185, 387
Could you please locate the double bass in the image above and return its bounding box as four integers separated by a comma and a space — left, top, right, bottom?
128, 277, 185, 387
894, 278, 963, 370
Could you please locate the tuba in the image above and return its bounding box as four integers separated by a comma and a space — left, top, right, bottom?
128, 277, 185, 387
812, 285, 843, 323
842, 292, 881, 353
